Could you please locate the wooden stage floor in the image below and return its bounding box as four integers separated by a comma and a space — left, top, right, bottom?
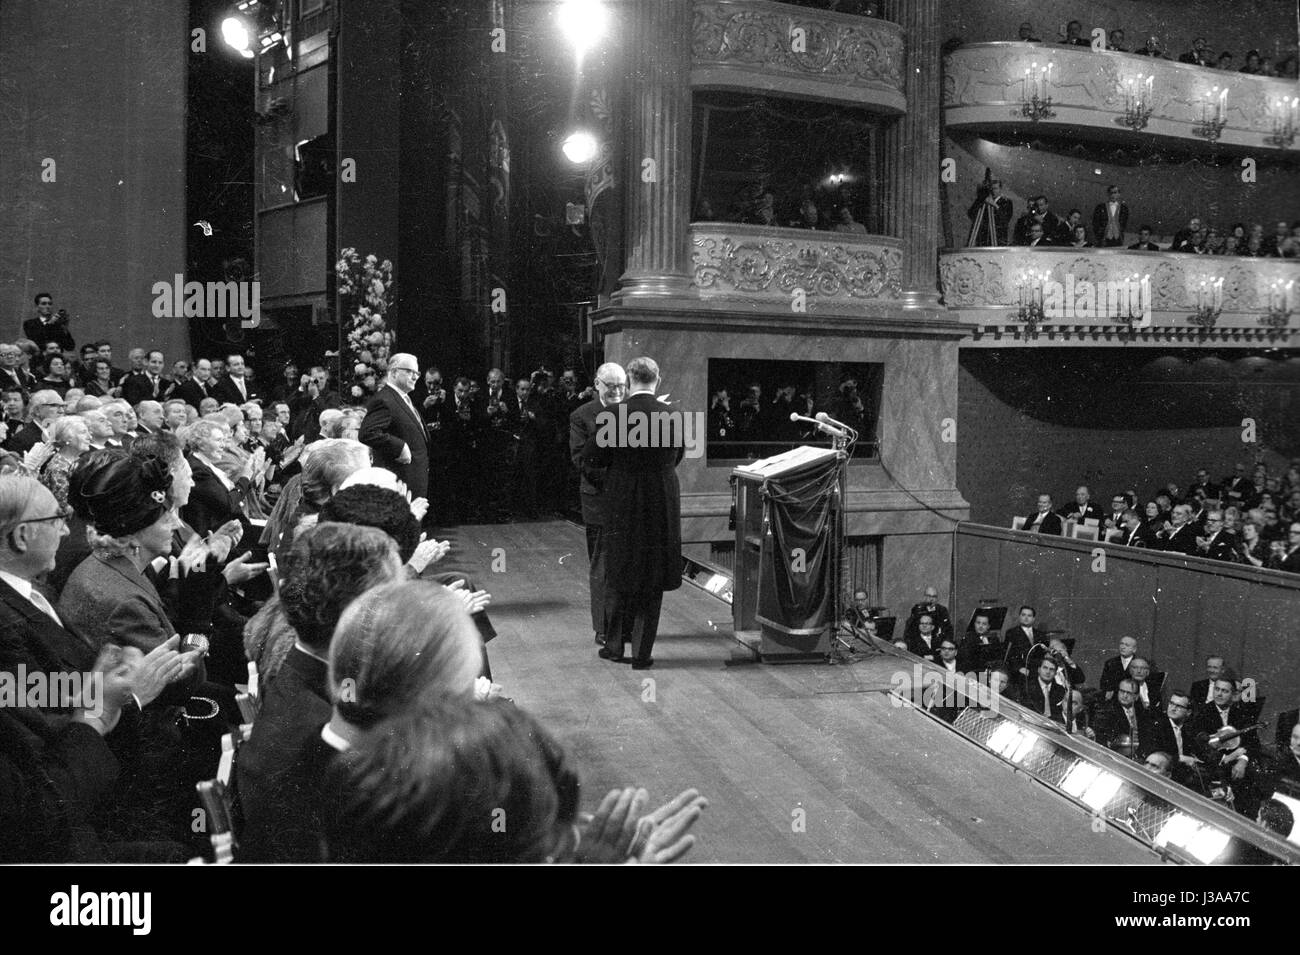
450, 519, 1155, 865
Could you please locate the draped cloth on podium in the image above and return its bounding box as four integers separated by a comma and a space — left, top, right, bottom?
753, 452, 840, 638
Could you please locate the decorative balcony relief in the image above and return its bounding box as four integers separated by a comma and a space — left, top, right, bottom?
692, 223, 903, 310
943, 43, 1299, 152
939, 248, 1300, 343
692, 0, 905, 112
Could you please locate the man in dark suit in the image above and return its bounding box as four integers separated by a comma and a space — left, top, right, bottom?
287, 366, 342, 442
957, 609, 1003, 674
1128, 226, 1161, 251
1095, 679, 1155, 754
1091, 185, 1130, 247
1196, 509, 1240, 562
1276, 707, 1299, 755
1022, 657, 1066, 723
2, 389, 62, 456
904, 613, 943, 664
22, 292, 75, 354
357, 353, 429, 501
1058, 485, 1105, 525
1144, 693, 1197, 776
569, 362, 626, 647
1002, 605, 1045, 679
1221, 463, 1257, 509
591, 357, 683, 670
173, 358, 215, 410
119, 350, 173, 406
1190, 655, 1226, 711
904, 586, 952, 645
1272, 522, 1300, 572
1023, 494, 1064, 535
1188, 676, 1261, 762
0, 343, 37, 395
1099, 635, 1139, 699
1127, 656, 1165, 712
209, 353, 257, 406
1160, 504, 1200, 555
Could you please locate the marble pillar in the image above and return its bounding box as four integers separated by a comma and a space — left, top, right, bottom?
613, 0, 694, 302
881, 0, 942, 308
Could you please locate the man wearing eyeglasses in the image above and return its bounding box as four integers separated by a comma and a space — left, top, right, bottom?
358, 353, 430, 501
569, 362, 626, 648
2, 389, 63, 456
1272, 522, 1300, 573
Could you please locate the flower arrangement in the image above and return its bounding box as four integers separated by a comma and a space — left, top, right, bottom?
335, 248, 395, 400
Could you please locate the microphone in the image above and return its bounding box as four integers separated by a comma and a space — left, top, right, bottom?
790, 412, 846, 439
815, 411, 855, 437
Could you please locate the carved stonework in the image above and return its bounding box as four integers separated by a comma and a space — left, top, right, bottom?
939, 249, 1300, 330
693, 0, 904, 101
943, 43, 1299, 149
692, 224, 903, 307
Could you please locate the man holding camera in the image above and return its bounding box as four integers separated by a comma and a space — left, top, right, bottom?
23, 292, 75, 354
288, 365, 341, 442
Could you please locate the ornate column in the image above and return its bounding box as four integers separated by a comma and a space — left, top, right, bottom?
613, 0, 693, 302
881, 0, 942, 308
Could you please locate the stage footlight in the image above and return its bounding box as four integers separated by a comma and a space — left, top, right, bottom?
557, 0, 609, 54
561, 131, 598, 165
222, 17, 254, 58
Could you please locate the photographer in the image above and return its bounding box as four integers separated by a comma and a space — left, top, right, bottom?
288, 365, 341, 442
23, 292, 76, 354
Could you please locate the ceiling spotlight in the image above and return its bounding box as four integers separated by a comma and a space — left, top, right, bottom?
222, 17, 253, 57
557, 0, 609, 55
561, 131, 599, 165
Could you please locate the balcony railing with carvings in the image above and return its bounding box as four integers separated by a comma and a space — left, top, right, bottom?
938, 248, 1300, 345
692, 0, 906, 112
943, 43, 1300, 153
691, 222, 904, 314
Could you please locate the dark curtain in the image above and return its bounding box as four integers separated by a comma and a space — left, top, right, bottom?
756, 456, 841, 636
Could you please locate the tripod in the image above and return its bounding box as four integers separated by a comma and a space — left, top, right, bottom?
967, 195, 1002, 247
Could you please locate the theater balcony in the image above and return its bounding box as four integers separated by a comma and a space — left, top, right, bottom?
692, 0, 906, 113
939, 247, 1300, 346
943, 43, 1300, 155
691, 222, 904, 317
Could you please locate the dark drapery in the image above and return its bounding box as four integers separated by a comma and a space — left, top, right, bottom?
756, 455, 841, 637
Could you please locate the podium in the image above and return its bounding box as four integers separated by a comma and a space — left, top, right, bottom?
732, 446, 844, 662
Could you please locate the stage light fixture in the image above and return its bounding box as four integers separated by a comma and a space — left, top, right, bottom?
557, 0, 608, 54
1061, 761, 1100, 797
1154, 812, 1230, 863
1080, 771, 1123, 812
561, 131, 598, 165
222, 17, 254, 57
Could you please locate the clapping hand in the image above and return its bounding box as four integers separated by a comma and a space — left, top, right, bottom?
628, 788, 708, 864
444, 578, 491, 614
280, 436, 306, 466
222, 550, 269, 587
575, 787, 648, 863
23, 441, 55, 472
410, 496, 429, 522
407, 535, 450, 575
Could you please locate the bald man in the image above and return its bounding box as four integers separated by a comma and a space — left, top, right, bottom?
570, 362, 627, 646
357, 353, 430, 500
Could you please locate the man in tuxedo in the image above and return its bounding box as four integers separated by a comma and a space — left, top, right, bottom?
1096, 679, 1155, 754
1221, 463, 1257, 509
1099, 635, 1140, 699
1188, 468, 1220, 502
0, 343, 36, 395
1102, 493, 1129, 537
569, 362, 627, 647
1196, 510, 1240, 562
134, 400, 165, 438
1144, 693, 1198, 775
1023, 494, 1064, 535
119, 350, 173, 406
2, 389, 62, 456
1190, 655, 1226, 710
905, 613, 942, 663
1160, 504, 1200, 555
440, 377, 483, 522
1002, 605, 1044, 679
357, 354, 430, 501
1272, 522, 1300, 572
210, 353, 257, 405
958, 610, 1003, 674
1058, 485, 1104, 525
1188, 676, 1261, 762
174, 358, 214, 410
1127, 226, 1161, 251
1116, 508, 1157, 548
1127, 657, 1164, 711
1022, 657, 1066, 723
1091, 185, 1130, 247
903, 586, 952, 646
592, 357, 684, 670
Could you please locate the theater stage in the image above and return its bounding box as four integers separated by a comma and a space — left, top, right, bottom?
453, 519, 1155, 864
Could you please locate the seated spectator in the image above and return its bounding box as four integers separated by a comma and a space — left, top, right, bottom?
37, 415, 91, 510
1196, 509, 1239, 562
1022, 493, 1064, 534
1106, 29, 1128, 53
787, 197, 824, 230
1127, 657, 1164, 711
1128, 226, 1161, 251
1146, 693, 1198, 775
1215, 51, 1233, 71
1143, 751, 1173, 779
957, 609, 1003, 674
1066, 225, 1091, 248
38, 356, 70, 398
1099, 635, 1139, 699
1095, 678, 1155, 754
1240, 49, 1264, 74
1058, 485, 1104, 524
1178, 37, 1213, 68
1022, 657, 1066, 723
1160, 503, 1199, 555
1016, 21, 1040, 42
904, 612, 942, 663
1134, 36, 1168, 58
832, 206, 867, 234
1117, 507, 1160, 548
1272, 521, 1300, 572
1060, 20, 1089, 47
235, 522, 405, 861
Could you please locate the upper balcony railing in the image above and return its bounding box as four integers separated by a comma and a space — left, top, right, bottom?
943, 43, 1300, 154
692, 221, 903, 313
693, 0, 906, 112
939, 246, 1300, 345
